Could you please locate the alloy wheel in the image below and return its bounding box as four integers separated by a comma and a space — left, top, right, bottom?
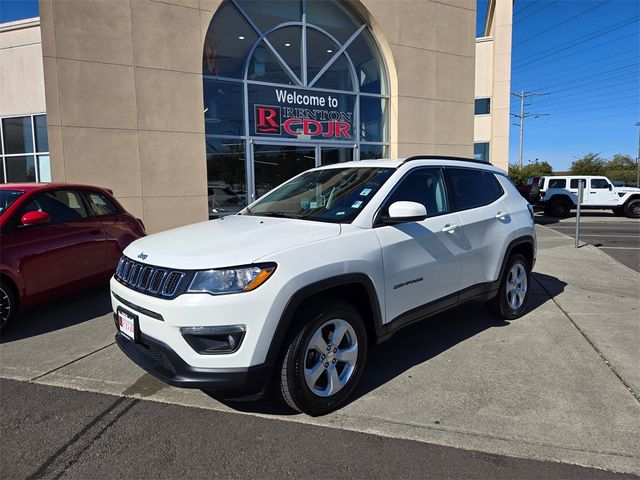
303, 319, 358, 397
506, 263, 528, 311
0, 287, 11, 330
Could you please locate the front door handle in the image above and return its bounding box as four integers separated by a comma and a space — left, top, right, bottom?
495, 211, 508, 220
441, 224, 460, 233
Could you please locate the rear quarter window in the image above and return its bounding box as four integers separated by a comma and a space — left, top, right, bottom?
547, 179, 566, 189
483, 172, 505, 201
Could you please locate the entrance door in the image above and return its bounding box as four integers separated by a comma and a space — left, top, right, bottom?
252, 144, 316, 199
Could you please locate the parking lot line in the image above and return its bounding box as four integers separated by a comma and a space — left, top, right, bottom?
599, 246, 640, 250
573, 234, 639, 238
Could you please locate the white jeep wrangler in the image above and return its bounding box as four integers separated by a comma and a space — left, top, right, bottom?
537, 175, 640, 218
111, 156, 536, 415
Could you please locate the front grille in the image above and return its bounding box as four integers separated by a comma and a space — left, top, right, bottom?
115, 256, 187, 298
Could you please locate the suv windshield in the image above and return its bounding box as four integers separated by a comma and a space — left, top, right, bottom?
245, 167, 395, 223
0, 190, 25, 215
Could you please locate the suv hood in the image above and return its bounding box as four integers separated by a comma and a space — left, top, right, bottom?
614, 186, 640, 194
123, 215, 341, 270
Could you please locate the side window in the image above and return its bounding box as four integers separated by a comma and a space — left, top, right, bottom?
446, 168, 494, 211
20, 190, 88, 225
547, 179, 566, 189
483, 172, 505, 201
85, 190, 118, 216
384, 168, 449, 217
570, 179, 586, 189
591, 179, 610, 189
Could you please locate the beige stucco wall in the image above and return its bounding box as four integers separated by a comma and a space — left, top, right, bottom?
40, 0, 475, 233
473, 0, 512, 171
0, 18, 46, 117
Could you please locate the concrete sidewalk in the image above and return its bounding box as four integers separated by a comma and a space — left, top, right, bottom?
1, 224, 639, 475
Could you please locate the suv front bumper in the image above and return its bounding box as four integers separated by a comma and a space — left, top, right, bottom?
115, 330, 270, 398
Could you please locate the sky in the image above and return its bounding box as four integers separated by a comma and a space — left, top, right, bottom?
2, 0, 639, 172
500, 0, 639, 171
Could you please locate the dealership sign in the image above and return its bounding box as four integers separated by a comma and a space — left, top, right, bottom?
250, 86, 354, 140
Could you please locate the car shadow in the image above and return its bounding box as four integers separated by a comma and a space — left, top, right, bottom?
215, 272, 566, 416
534, 210, 618, 226
0, 285, 112, 344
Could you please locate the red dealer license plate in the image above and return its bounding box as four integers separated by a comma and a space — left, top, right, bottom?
117, 308, 138, 342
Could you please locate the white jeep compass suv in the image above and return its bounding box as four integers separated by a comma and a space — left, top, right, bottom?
111, 156, 536, 415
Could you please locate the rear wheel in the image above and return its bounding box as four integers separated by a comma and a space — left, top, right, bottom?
624, 199, 640, 219
0, 281, 17, 331
548, 197, 572, 218
488, 254, 531, 320
279, 298, 367, 416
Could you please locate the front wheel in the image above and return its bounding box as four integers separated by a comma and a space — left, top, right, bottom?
279, 299, 367, 416
624, 199, 640, 219
488, 254, 531, 320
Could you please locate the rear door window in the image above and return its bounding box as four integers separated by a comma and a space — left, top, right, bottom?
445, 168, 494, 211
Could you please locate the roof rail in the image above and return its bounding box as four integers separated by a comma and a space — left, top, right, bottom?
401, 155, 490, 165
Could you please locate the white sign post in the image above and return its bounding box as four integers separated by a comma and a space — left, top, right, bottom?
575, 181, 584, 248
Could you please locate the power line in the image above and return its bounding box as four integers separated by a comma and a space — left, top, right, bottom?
547, 71, 639, 94
533, 94, 638, 111
514, 1, 538, 17
512, 49, 638, 88
543, 102, 639, 116
513, 0, 559, 25
528, 111, 637, 129
513, 82, 639, 106
513, 0, 610, 47
512, 17, 638, 70
516, 63, 639, 93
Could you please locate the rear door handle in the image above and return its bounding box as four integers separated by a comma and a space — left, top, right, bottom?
495, 211, 508, 220
441, 224, 460, 233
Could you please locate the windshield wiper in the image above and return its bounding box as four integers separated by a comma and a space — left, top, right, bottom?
252, 211, 304, 219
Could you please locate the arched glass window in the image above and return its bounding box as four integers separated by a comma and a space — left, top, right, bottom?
202, 0, 389, 217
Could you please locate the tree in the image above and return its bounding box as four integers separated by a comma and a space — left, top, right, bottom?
509, 160, 553, 184
570, 153, 606, 175
605, 153, 636, 185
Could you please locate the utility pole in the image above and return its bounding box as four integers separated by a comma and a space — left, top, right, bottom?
635, 122, 640, 187
511, 91, 549, 168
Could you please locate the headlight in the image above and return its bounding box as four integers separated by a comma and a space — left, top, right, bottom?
187, 263, 276, 295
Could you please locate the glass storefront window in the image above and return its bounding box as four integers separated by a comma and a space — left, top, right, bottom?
203, 79, 244, 136
236, 0, 302, 33
34, 115, 48, 152
360, 97, 387, 143
346, 29, 387, 95
3, 117, 34, 154
203, 0, 390, 204
6, 156, 36, 182
306, 0, 363, 44
203, 2, 258, 78
359, 144, 386, 160
206, 137, 247, 218
1, 114, 49, 184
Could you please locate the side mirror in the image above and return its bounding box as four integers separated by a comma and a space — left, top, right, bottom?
381, 201, 427, 225
21, 210, 50, 226
609, 184, 613, 191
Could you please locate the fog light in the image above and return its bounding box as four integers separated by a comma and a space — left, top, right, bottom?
180, 325, 245, 354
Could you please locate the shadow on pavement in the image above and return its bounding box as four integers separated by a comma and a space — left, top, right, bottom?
216, 273, 566, 416
534, 210, 618, 226
0, 285, 112, 344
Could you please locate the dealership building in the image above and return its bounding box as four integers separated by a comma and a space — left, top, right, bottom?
0, 0, 512, 233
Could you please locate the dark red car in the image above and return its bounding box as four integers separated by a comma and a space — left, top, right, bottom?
0, 183, 145, 329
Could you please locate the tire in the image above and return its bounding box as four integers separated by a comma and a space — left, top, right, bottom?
624, 199, 640, 219
487, 254, 531, 320
612, 207, 625, 216
0, 281, 17, 331
279, 298, 367, 416
548, 197, 572, 218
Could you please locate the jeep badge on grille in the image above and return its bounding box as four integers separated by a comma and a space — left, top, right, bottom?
138, 252, 148, 260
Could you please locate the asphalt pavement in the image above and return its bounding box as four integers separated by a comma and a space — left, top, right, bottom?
2, 378, 636, 480
1, 224, 639, 478
536, 210, 640, 272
